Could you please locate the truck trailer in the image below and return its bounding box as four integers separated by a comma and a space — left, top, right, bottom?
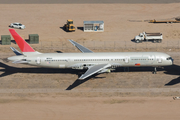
149, 18, 180, 23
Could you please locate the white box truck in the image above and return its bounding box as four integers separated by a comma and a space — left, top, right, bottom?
135, 32, 163, 43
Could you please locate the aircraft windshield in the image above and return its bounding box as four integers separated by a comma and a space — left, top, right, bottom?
166, 57, 172, 60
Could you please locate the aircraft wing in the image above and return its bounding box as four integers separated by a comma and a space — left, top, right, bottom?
10, 47, 23, 55
79, 64, 111, 80
69, 39, 93, 53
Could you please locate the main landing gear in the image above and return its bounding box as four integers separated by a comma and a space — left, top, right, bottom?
153, 67, 157, 74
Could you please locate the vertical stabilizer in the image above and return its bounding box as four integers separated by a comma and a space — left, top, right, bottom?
9, 29, 35, 52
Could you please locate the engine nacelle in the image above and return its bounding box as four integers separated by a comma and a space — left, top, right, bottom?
72, 66, 84, 70
98, 69, 111, 74
71, 63, 96, 70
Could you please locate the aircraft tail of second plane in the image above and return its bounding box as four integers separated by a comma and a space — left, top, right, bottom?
9, 29, 41, 55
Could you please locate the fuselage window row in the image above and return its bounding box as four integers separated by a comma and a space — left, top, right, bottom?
74, 59, 110, 61
44, 58, 154, 62
131, 59, 154, 60
45, 60, 66, 62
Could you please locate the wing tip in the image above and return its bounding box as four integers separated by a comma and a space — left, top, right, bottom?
78, 78, 84, 80
68, 39, 73, 42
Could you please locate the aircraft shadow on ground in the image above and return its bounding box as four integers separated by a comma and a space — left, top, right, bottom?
163, 65, 180, 85
0, 62, 180, 90
0, 62, 84, 78
0, 62, 96, 90
113, 65, 180, 86
66, 74, 105, 90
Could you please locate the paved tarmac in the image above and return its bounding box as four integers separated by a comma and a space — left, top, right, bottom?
1, 0, 180, 4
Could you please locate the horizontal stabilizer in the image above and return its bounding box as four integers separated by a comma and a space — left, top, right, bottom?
10, 47, 23, 55
12, 60, 29, 64
69, 39, 93, 53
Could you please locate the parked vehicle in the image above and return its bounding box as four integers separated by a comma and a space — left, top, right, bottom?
135, 32, 163, 43
9, 22, 25, 29
149, 18, 180, 23
63, 19, 75, 32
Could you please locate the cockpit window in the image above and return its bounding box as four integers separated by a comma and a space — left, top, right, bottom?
166, 57, 172, 60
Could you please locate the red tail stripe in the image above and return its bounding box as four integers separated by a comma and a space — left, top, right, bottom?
9, 29, 35, 52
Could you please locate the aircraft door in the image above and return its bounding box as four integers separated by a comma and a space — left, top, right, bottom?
36, 57, 41, 64
157, 57, 162, 63
67, 58, 73, 62
66, 58, 73, 67
149, 55, 155, 64
124, 56, 129, 63
142, 55, 149, 64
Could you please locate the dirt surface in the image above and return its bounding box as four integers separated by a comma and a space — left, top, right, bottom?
0, 96, 179, 120
1, 0, 180, 4
0, 3, 180, 120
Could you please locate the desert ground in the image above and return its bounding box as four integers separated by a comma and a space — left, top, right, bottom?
0, 2, 180, 120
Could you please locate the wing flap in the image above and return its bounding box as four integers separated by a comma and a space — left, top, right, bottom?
69, 39, 93, 53
79, 64, 111, 80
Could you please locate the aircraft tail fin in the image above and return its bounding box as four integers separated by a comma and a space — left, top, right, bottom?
9, 29, 35, 53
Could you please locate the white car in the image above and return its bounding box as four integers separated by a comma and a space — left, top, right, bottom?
9, 22, 25, 29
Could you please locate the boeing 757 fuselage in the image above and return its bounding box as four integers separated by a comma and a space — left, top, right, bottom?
8, 29, 173, 80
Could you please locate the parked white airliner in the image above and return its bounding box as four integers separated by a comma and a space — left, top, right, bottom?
8, 29, 173, 80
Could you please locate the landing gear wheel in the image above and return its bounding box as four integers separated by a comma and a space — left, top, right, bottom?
153, 67, 157, 74
153, 71, 156, 74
